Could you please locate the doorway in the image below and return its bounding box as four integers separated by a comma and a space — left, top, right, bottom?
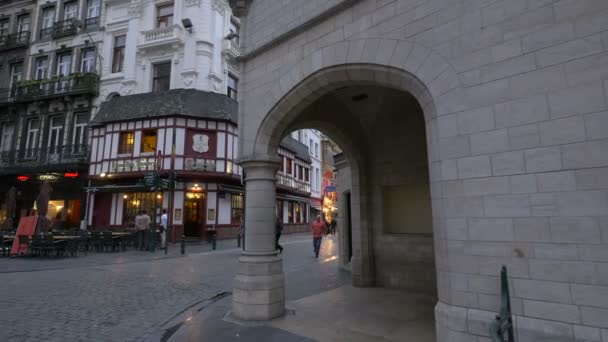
184, 192, 205, 238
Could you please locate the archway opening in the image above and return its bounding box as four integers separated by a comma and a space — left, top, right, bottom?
266, 83, 437, 340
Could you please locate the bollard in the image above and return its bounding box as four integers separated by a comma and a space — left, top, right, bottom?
180, 235, 186, 255
149, 230, 156, 253
237, 233, 241, 248
212, 233, 217, 250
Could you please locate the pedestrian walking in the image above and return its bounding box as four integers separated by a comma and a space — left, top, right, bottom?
275, 216, 284, 254
135, 210, 151, 250
330, 219, 337, 236
160, 209, 168, 249
312, 215, 326, 258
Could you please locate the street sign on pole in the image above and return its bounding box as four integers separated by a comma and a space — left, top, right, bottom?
161, 179, 170, 189
144, 173, 157, 187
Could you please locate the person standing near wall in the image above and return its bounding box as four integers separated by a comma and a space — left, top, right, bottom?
135, 210, 150, 250
160, 209, 168, 249
275, 216, 284, 254
311, 215, 326, 258
330, 219, 337, 236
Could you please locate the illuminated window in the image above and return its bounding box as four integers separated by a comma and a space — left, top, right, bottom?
276, 200, 283, 220
231, 193, 243, 224
286, 158, 292, 175
122, 192, 162, 225
288, 202, 293, 223
294, 202, 301, 223
118, 131, 134, 154
141, 130, 157, 153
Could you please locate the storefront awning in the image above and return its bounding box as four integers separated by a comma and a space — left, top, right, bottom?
219, 184, 244, 194
276, 194, 311, 203
86, 184, 149, 192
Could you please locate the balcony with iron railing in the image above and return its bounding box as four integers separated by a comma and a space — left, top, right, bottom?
276, 173, 311, 194
39, 27, 53, 40
0, 88, 13, 105
13, 73, 99, 102
139, 24, 184, 49
0, 31, 31, 51
85, 16, 100, 31
52, 19, 77, 38
0, 144, 89, 172
222, 38, 240, 60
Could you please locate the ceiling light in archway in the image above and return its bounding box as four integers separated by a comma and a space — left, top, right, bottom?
352, 93, 368, 102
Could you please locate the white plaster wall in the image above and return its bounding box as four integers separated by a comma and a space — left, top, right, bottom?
173, 191, 184, 225
218, 194, 231, 224
95, 0, 236, 109
206, 191, 217, 224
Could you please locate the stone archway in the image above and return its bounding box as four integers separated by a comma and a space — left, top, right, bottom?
233, 39, 465, 335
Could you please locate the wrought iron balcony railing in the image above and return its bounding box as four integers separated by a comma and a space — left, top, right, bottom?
0, 31, 31, 51
222, 38, 240, 60
0, 88, 13, 105
39, 27, 53, 40
85, 17, 100, 31
13, 73, 99, 102
276, 173, 311, 193
52, 19, 77, 38
0, 144, 89, 169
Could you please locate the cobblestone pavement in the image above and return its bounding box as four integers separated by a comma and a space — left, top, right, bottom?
0, 234, 347, 342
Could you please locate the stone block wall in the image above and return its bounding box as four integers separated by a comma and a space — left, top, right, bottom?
236, 0, 608, 340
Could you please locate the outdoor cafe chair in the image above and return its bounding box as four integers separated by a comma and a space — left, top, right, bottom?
77, 231, 90, 255
90, 232, 103, 252
30, 235, 45, 257
102, 231, 120, 252
44, 234, 66, 257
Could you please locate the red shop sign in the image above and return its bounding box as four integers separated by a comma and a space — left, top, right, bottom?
17, 175, 30, 182
64, 172, 79, 178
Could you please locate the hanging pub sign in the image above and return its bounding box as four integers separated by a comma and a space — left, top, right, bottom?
185, 129, 217, 158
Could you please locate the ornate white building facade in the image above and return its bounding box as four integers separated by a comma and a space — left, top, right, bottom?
96, 0, 239, 103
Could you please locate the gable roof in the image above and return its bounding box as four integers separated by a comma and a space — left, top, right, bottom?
91, 89, 238, 125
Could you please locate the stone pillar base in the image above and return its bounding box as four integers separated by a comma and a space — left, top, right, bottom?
232, 253, 285, 321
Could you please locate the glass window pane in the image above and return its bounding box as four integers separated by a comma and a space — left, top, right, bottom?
141, 130, 157, 153
115, 35, 126, 47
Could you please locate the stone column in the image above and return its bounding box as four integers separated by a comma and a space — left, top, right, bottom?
232, 156, 285, 320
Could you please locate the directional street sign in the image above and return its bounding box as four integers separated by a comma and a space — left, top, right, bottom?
144, 173, 157, 187
161, 179, 170, 189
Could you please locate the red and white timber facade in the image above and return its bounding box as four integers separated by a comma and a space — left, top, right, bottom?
87, 90, 312, 240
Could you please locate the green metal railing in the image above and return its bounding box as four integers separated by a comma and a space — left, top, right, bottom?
489, 266, 515, 342
13, 73, 99, 102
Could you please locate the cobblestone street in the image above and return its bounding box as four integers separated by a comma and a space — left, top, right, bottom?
1, 234, 348, 342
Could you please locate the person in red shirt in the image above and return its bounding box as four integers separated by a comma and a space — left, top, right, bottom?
311, 215, 326, 258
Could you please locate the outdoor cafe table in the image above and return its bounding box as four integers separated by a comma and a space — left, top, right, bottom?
52, 236, 81, 240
